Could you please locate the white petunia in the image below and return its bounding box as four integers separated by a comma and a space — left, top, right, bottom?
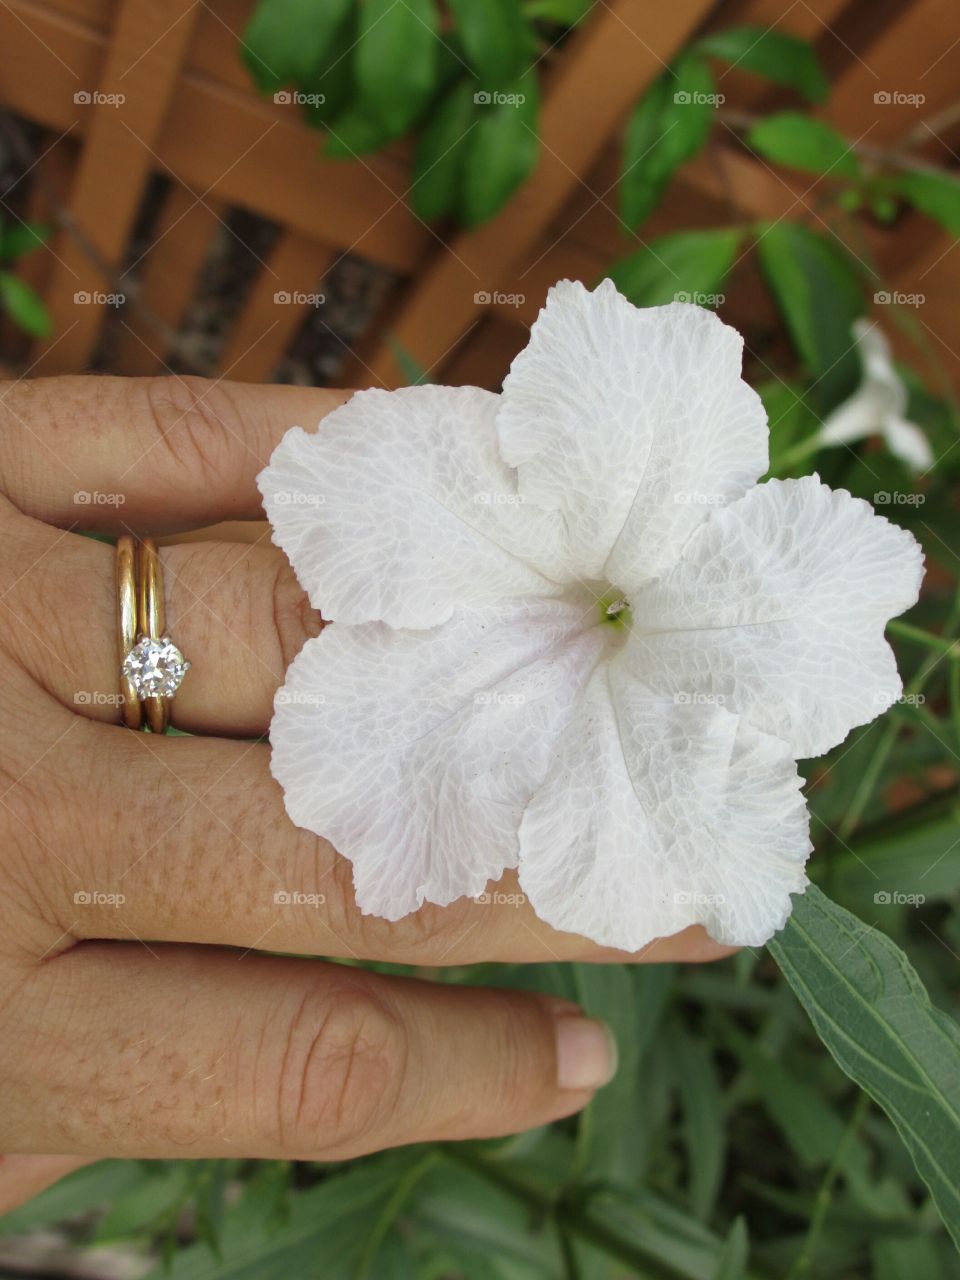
817, 318, 933, 471
258, 279, 924, 951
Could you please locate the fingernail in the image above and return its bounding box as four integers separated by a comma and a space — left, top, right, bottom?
554, 1015, 618, 1090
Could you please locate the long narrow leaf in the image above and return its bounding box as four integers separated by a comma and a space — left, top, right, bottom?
768, 886, 960, 1249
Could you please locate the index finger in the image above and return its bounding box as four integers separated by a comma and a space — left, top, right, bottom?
0, 375, 349, 532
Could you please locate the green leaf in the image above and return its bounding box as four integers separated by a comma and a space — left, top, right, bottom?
447, 0, 530, 90
606, 227, 742, 307
620, 55, 716, 231
242, 0, 352, 94
755, 222, 864, 405
0, 220, 49, 262
747, 112, 860, 179
696, 26, 828, 103
324, 105, 407, 157
298, 6, 357, 126
524, 0, 594, 22
712, 1217, 748, 1280
461, 70, 539, 226
93, 1163, 192, 1242
894, 169, 960, 237
411, 76, 478, 221
768, 885, 960, 1250
725, 1022, 850, 1168
143, 1152, 423, 1279
355, 0, 439, 132
0, 271, 51, 337
670, 1022, 724, 1221
0, 1160, 151, 1235
573, 964, 673, 1184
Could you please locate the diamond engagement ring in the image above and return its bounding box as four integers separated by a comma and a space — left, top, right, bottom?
116, 535, 190, 733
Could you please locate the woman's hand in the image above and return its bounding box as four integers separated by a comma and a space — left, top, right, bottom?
0, 375, 730, 1178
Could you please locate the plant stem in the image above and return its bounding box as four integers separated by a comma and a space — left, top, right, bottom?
787, 1091, 869, 1280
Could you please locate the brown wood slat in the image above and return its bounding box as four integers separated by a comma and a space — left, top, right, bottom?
32, 0, 203, 373
824, 0, 960, 146
344, 0, 719, 390
112, 181, 225, 375
217, 230, 334, 382
0, 0, 425, 273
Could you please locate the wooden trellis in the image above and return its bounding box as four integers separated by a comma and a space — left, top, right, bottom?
0, 0, 958, 393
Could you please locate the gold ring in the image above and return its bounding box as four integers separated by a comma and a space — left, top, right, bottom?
118, 536, 190, 733
116, 535, 141, 730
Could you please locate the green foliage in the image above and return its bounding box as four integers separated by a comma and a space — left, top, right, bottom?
242, 0, 548, 226
242, 0, 352, 93
619, 54, 717, 231
769, 887, 960, 1250
461, 70, 539, 227
746, 112, 860, 179
606, 227, 743, 306
756, 222, 864, 405
694, 25, 829, 102
894, 168, 960, 237
0, 271, 51, 337
0, 215, 51, 337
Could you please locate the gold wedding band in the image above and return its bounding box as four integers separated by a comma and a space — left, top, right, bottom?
117, 535, 190, 732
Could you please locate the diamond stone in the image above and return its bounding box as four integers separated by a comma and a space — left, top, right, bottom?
121, 635, 190, 699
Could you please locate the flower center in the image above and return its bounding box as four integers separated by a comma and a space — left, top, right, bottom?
598, 589, 632, 629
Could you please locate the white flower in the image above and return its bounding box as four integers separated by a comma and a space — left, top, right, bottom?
817, 318, 933, 471
258, 280, 924, 951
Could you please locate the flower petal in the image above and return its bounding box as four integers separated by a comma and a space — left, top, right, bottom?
497, 279, 768, 589
518, 666, 811, 950
624, 476, 925, 758
884, 414, 934, 471
270, 597, 608, 919
257, 385, 563, 628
